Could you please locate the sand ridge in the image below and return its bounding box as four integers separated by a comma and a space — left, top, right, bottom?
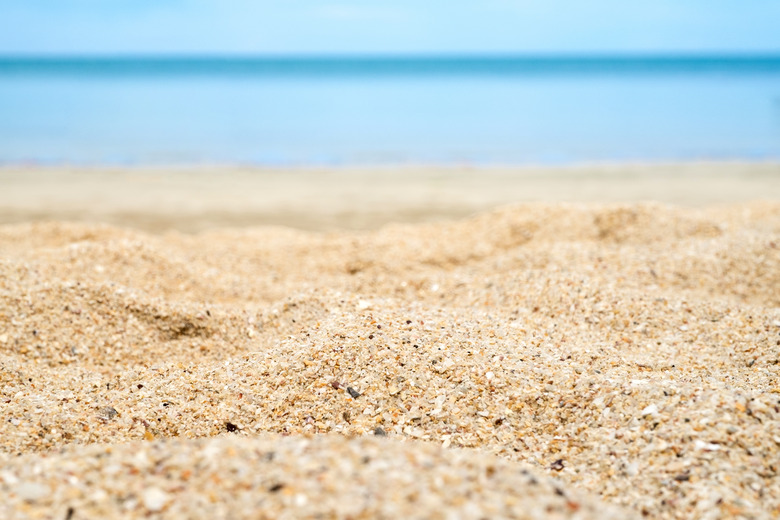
0, 201, 779, 518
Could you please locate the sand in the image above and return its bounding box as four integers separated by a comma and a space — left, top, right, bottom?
0, 163, 779, 519
1, 162, 779, 232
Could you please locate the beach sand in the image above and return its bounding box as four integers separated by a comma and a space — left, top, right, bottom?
0, 163, 779, 518
2, 162, 779, 232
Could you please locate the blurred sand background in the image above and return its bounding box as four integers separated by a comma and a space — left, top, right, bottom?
1, 162, 778, 232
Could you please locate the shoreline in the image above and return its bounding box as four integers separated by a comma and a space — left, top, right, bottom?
1, 161, 778, 232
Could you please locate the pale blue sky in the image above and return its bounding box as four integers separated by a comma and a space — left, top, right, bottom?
1, 0, 779, 55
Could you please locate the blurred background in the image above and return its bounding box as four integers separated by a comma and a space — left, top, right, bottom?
0, 1, 779, 166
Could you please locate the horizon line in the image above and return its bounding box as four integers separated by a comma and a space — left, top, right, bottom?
3, 53, 779, 77
2, 51, 780, 60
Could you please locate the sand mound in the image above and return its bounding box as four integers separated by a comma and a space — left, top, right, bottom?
0, 435, 629, 519
1, 202, 778, 519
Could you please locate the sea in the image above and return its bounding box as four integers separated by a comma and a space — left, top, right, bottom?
1, 55, 779, 166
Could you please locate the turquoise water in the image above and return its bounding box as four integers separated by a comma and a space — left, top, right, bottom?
1, 55, 779, 165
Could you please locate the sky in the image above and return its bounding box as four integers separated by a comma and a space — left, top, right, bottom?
1, 0, 779, 56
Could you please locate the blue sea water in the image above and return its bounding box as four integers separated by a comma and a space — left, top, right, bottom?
0, 55, 779, 165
